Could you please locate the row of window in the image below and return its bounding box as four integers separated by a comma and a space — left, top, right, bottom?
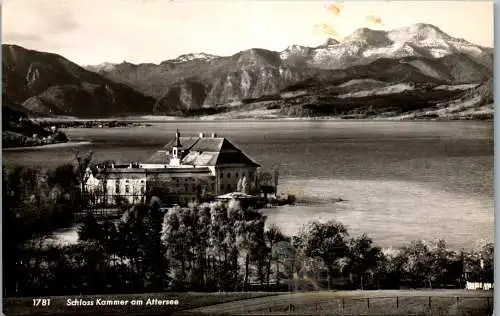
106, 184, 145, 195
98, 195, 145, 204
102, 179, 248, 195
222, 171, 253, 179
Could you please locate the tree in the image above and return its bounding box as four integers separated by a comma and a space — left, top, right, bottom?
73, 149, 94, 207
273, 167, 280, 194
479, 242, 494, 283
241, 176, 249, 194
265, 224, 288, 286
46, 164, 78, 192
78, 212, 104, 242
398, 240, 433, 288
260, 172, 273, 186
297, 221, 349, 290
162, 207, 188, 290
272, 241, 303, 292
343, 234, 383, 289
464, 241, 494, 285
101, 220, 119, 264
237, 178, 243, 192
428, 240, 456, 287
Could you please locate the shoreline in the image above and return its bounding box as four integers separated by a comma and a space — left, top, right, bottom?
2, 141, 91, 151
32, 116, 494, 124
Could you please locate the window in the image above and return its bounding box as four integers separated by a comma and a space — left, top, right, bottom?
140, 186, 145, 194
140, 180, 145, 184
228, 172, 231, 179
236, 172, 239, 178
227, 184, 231, 191
115, 181, 120, 194
125, 180, 129, 183
242, 172, 246, 178
125, 185, 130, 194
185, 184, 188, 192
220, 184, 224, 190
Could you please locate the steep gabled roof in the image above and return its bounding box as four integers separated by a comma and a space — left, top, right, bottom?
145, 136, 260, 167
190, 138, 225, 152
215, 139, 260, 167
145, 150, 171, 164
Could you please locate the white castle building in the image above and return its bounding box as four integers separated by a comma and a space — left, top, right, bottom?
85, 130, 261, 206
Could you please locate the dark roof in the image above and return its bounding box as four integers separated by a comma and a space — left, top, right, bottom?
164, 137, 200, 152
190, 138, 225, 152
145, 136, 260, 167
215, 139, 260, 167
146, 150, 171, 164
215, 149, 259, 167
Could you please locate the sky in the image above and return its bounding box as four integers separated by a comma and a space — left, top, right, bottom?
2, 0, 494, 65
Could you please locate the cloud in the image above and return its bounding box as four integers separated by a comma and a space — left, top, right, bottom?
366, 15, 383, 25
314, 23, 340, 37
326, 2, 344, 16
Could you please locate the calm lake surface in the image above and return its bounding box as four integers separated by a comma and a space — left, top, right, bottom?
3, 120, 493, 250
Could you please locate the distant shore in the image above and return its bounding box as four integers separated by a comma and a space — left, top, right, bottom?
2, 141, 91, 151
32, 113, 493, 125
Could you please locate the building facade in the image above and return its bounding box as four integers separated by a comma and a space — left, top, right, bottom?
86, 130, 260, 206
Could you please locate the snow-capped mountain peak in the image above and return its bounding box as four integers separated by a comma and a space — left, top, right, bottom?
280, 23, 491, 69
280, 45, 313, 59
84, 62, 118, 72
169, 52, 219, 63
343, 28, 391, 46
388, 23, 452, 44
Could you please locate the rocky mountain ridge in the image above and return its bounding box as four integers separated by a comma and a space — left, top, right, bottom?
82, 24, 492, 114
2, 45, 155, 117
2, 23, 493, 119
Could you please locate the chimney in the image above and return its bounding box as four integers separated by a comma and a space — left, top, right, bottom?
199, 132, 205, 138
211, 133, 217, 138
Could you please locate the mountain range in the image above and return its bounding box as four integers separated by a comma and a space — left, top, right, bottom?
2, 45, 155, 117
2, 23, 493, 119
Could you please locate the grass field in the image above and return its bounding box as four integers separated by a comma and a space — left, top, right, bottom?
181, 290, 494, 316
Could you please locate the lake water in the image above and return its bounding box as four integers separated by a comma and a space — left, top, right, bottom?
3, 120, 494, 250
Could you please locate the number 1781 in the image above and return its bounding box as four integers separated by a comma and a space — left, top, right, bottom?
33, 298, 51, 307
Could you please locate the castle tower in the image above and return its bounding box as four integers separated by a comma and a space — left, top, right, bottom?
170, 129, 182, 166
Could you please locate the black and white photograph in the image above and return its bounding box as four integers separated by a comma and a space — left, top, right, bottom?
1, 0, 494, 315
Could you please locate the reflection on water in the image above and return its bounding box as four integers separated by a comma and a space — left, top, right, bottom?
6, 121, 492, 250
